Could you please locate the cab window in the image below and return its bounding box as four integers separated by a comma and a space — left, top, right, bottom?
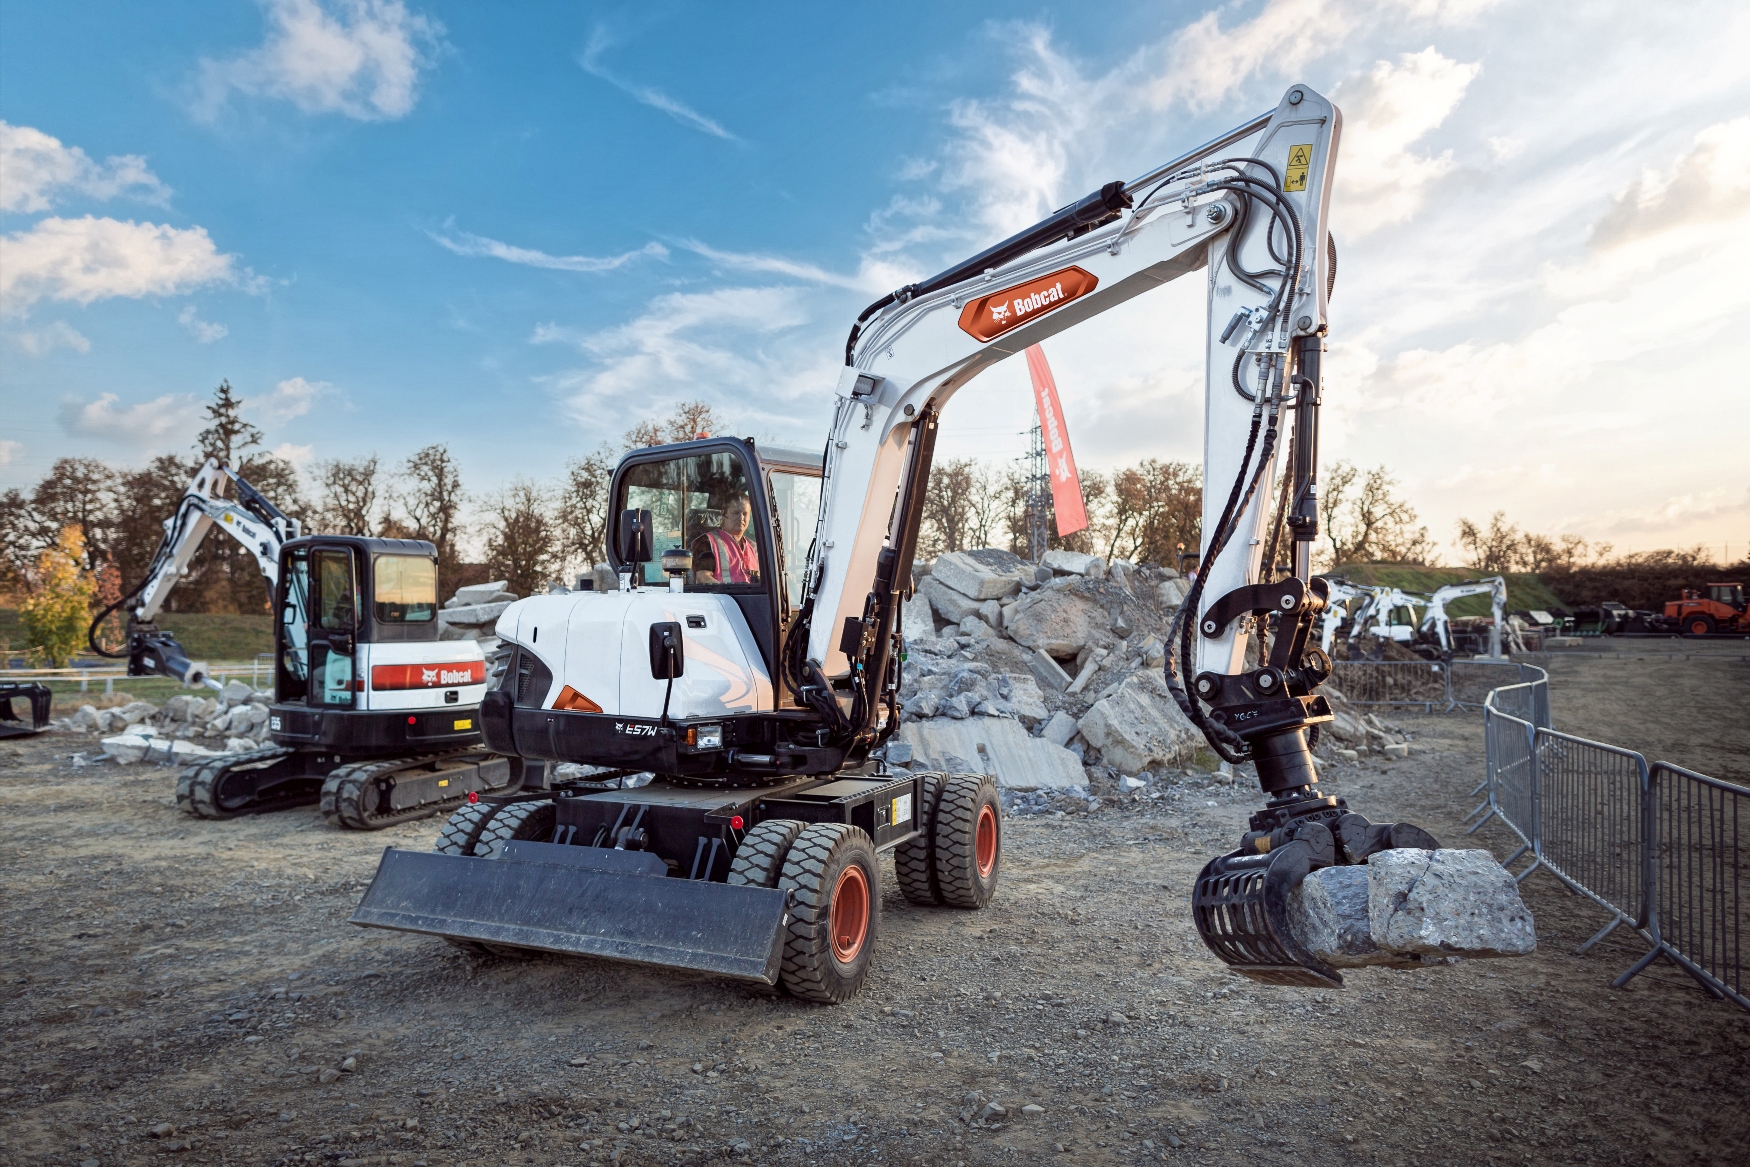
374, 555, 437, 623
768, 469, 821, 608
619, 451, 762, 591
314, 550, 356, 630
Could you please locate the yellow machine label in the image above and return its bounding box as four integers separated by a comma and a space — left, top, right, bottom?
892, 793, 913, 826
437, 778, 449, 787
1284, 144, 1313, 192
454, 719, 472, 730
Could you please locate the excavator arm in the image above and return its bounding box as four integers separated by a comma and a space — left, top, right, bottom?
89, 459, 300, 688
1420, 576, 1508, 657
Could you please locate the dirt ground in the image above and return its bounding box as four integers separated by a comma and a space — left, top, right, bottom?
3, 657, 1748, 1167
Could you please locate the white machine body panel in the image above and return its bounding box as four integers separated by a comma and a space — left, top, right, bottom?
355, 639, 489, 712
499, 591, 773, 719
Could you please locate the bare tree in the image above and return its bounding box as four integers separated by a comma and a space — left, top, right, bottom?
665, 400, 720, 443
558, 444, 617, 573
1456, 511, 1525, 573
1102, 459, 1201, 565
1322, 462, 1431, 566
195, 379, 264, 467
920, 458, 979, 557
393, 445, 466, 582
314, 455, 381, 535
483, 479, 559, 597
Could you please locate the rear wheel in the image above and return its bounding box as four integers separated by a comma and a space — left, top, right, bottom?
1686, 613, 1717, 636
778, 823, 879, 1003
473, 799, 556, 858
933, 773, 1002, 909
727, 818, 807, 887
893, 772, 945, 905
434, 799, 500, 856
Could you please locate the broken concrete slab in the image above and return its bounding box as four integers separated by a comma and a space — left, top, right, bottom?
1158, 577, 1191, 608
930, 549, 1031, 601
1075, 670, 1200, 774
897, 715, 1084, 790
1040, 549, 1104, 577
1005, 587, 1106, 656
437, 600, 513, 628
448, 580, 513, 607
1039, 710, 1079, 747
920, 576, 985, 626
1029, 649, 1074, 693
901, 595, 935, 642
1369, 848, 1538, 958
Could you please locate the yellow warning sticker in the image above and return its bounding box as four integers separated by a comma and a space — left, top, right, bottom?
1284, 144, 1313, 192
454, 719, 472, 730
437, 778, 450, 787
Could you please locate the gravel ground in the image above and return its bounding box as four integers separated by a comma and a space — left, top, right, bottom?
3, 697, 1747, 1167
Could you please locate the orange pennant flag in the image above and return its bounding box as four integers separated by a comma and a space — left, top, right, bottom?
1024, 344, 1088, 537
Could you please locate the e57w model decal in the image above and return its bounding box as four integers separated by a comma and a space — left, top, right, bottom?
957, 265, 1098, 342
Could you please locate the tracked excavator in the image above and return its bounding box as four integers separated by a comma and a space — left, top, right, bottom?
352, 83, 1452, 998
88, 459, 522, 828
1420, 576, 1511, 658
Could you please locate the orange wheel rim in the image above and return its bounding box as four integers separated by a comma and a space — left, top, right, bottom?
975, 803, 999, 878
829, 864, 870, 963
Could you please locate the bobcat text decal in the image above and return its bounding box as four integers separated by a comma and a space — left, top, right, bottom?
370, 661, 486, 690
957, 266, 1099, 342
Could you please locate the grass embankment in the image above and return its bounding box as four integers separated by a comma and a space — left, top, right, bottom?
0, 609, 273, 665
1328, 565, 1567, 618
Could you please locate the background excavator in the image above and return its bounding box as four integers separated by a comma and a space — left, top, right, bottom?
88, 459, 522, 828
352, 82, 1458, 998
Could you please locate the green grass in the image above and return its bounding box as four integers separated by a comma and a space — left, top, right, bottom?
1328, 565, 1568, 618
1, 608, 273, 665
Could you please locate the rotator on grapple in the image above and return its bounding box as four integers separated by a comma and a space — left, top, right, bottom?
352, 81, 1444, 998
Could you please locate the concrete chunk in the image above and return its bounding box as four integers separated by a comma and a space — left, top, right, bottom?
920, 576, 984, 626
1369, 848, 1538, 958
437, 600, 513, 628
1040, 710, 1079, 747
1040, 549, 1102, 577
1075, 670, 1200, 773
931, 550, 1029, 601
901, 595, 935, 642
449, 580, 512, 606
897, 716, 1084, 790
1028, 649, 1074, 692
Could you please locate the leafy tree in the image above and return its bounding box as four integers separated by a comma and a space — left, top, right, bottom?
1455, 511, 1523, 573
1105, 459, 1201, 565
483, 479, 558, 597
919, 457, 979, 557
30, 458, 118, 571
20, 525, 97, 666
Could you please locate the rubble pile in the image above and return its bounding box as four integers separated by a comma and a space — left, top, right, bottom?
889, 547, 1414, 803
53, 680, 273, 764
438, 580, 517, 652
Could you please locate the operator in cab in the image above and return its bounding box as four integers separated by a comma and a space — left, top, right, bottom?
691, 492, 761, 585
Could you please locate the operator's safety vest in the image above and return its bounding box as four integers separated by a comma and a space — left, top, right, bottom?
704, 528, 758, 583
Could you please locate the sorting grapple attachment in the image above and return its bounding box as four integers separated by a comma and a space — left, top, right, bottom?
0, 682, 52, 739
350, 841, 791, 982
1193, 842, 1341, 988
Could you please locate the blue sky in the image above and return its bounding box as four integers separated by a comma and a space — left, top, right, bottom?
4, 0, 1748, 559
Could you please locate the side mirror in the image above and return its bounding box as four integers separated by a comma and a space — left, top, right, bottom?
617, 508, 654, 566
649, 621, 685, 679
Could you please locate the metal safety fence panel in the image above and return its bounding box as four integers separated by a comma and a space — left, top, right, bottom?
1616, 764, 1749, 1010
1329, 660, 1446, 711
1532, 728, 1648, 949
1451, 659, 1548, 721
1475, 697, 1539, 868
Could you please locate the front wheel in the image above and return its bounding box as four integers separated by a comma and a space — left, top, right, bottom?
1685, 614, 1717, 636
778, 823, 879, 1003
933, 773, 1002, 909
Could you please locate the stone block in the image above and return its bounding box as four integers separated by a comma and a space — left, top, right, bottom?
920, 576, 984, 625
1040, 549, 1101, 576
931, 549, 1030, 601
998, 674, 1049, 726
978, 599, 1003, 627
1004, 588, 1105, 656
1029, 649, 1074, 692
1158, 578, 1191, 608
1040, 710, 1079, 747
222, 680, 253, 707
449, 580, 512, 606
1076, 670, 1200, 774
72, 704, 101, 730
224, 736, 258, 755
958, 616, 999, 640
437, 600, 513, 628
896, 716, 1085, 790
901, 595, 936, 642
1369, 849, 1537, 958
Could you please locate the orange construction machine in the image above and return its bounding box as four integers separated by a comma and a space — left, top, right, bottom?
1666, 583, 1747, 636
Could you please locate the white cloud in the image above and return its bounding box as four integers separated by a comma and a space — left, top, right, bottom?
0, 122, 170, 213
270, 441, 316, 470
177, 305, 228, 343
195, 0, 445, 122
0, 439, 22, 466
252, 376, 329, 423
431, 227, 668, 273
1328, 48, 1480, 236
7, 320, 91, 355
674, 239, 874, 291
58, 392, 203, 443
0, 216, 238, 316
580, 27, 737, 140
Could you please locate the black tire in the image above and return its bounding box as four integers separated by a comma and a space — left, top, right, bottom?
1685, 614, 1717, 637
472, 799, 556, 859
778, 823, 879, 1004
727, 819, 806, 887
434, 800, 501, 856
893, 772, 945, 906
932, 773, 1001, 909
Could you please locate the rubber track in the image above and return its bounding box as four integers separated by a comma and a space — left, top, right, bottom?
778, 823, 878, 1004
932, 773, 1000, 909
176, 746, 296, 820
472, 799, 556, 859
892, 772, 945, 905
434, 801, 501, 857
726, 819, 806, 887
320, 751, 519, 831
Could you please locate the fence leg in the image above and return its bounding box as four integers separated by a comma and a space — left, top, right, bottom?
1576, 914, 1625, 954
1465, 808, 1496, 834
1500, 842, 1529, 867
1613, 945, 1666, 989
104, 677, 113, 696
1468, 779, 1487, 798
1512, 857, 1543, 884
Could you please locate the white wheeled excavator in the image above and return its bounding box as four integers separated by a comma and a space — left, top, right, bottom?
352, 82, 1451, 998
88, 459, 521, 828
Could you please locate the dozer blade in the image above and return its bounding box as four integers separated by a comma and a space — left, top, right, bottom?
349, 843, 790, 983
